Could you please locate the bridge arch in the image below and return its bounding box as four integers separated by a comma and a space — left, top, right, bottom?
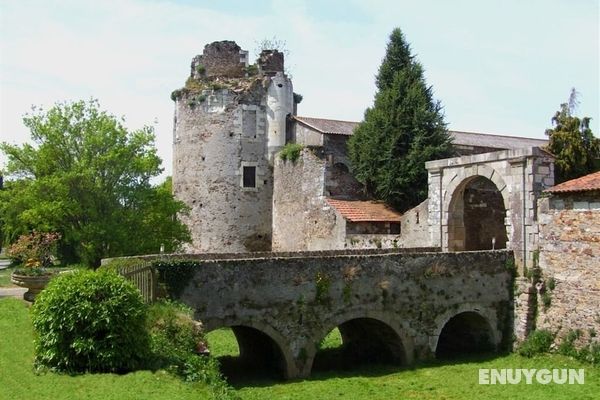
443, 165, 510, 251
430, 305, 499, 358
305, 310, 413, 376
202, 318, 297, 379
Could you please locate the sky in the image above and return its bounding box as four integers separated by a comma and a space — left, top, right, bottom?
1, 0, 598, 179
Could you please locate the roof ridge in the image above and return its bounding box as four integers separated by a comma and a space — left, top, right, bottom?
294, 116, 547, 142
295, 115, 360, 124
450, 130, 547, 142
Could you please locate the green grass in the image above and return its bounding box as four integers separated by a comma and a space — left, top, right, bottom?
204, 328, 599, 400
2, 299, 599, 400
0, 265, 17, 287
0, 298, 211, 400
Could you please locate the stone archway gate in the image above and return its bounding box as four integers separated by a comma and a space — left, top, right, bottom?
107, 249, 515, 379
425, 147, 554, 271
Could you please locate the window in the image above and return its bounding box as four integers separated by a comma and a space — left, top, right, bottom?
243, 166, 256, 188
390, 222, 401, 234
243, 110, 257, 138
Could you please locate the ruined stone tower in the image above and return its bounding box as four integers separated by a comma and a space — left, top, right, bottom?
172, 40, 294, 253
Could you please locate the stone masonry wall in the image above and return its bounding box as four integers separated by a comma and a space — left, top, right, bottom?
272, 148, 345, 251
400, 200, 432, 248
146, 249, 514, 378
426, 147, 554, 271
173, 87, 273, 253
536, 194, 600, 346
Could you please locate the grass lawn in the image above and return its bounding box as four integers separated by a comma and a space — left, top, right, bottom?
0, 266, 17, 287
205, 328, 600, 400
0, 298, 212, 400
2, 298, 598, 400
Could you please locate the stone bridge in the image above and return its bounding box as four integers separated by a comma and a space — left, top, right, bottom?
119, 249, 515, 379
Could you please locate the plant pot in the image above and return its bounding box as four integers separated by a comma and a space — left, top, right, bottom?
10, 272, 53, 302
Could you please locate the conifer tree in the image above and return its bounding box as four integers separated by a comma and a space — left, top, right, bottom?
545, 89, 600, 183
348, 28, 453, 212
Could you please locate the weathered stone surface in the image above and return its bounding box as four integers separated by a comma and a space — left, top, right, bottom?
173, 41, 293, 253
138, 249, 514, 379
193, 41, 247, 78
536, 194, 600, 347
426, 147, 555, 271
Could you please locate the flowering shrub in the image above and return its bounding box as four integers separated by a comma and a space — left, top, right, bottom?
7, 231, 61, 274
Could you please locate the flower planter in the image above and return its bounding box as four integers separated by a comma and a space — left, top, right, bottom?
10, 272, 53, 302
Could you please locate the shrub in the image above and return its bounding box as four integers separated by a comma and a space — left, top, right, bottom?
31, 270, 149, 373
558, 329, 581, 358
7, 231, 61, 273
279, 143, 304, 162
146, 300, 236, 399
147, 300, 204, 369
517, 329, 554, 357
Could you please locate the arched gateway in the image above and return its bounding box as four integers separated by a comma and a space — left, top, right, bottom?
426, 147, 554, 270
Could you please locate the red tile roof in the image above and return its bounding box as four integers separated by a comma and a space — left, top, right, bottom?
545, 171, 600, 194
326, 198, 402, 222
293, 115, 548, 149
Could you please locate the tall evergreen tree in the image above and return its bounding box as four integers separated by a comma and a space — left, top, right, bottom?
348, 28, 453, 212
545, 89, 600, 183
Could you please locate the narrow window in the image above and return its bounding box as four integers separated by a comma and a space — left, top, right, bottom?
243, 166, 256, 188
243, 110, 257, 138
390, 222, 401, 234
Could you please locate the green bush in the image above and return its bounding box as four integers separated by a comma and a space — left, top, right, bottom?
147, 300, 203, 369
31, 270, 150, 373
279, 143, 304, 162
146, 300, 236, 399
517, 329, 554, 357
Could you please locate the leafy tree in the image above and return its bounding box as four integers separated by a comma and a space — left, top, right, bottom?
0, 100, 190, 267
348, 28, 453, 212
545, 89, 600, 183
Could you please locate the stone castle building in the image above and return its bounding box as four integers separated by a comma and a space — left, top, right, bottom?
166, 39, 599, 354
172, 41, 294, 253
171, 40, 553, 271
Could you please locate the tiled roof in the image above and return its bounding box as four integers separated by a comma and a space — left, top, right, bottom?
326, 198, 402, 222
294, 116, 359, 136
545, 171, 600, 194
293, 116, 548, 149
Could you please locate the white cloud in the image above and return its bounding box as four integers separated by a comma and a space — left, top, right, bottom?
1, 0, 598, 176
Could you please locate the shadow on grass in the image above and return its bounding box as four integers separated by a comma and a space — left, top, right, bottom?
219, 350, 506, 389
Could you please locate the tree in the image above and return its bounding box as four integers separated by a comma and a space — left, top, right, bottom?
348, 28, 454, 212
545, 89, 600, 183
0, 100, 190, 267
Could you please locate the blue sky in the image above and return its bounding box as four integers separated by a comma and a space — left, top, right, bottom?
1, 0, 598, 178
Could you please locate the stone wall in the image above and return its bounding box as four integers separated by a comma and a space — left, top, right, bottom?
345, 234, 401, 249
272, 148, 345, 251
173, 41, 293, 253
192, 41, 247, 79
426, 147, 554, 271
144, 249, 514, 378
399, 200, 432, 248
295, 124, 323, 146
173, 88, 273, 253
536, 193, 600, 346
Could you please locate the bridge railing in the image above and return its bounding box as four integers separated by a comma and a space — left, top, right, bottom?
118, 262, 157, 303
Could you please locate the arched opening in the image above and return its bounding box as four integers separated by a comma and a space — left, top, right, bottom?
435, 312, 495, 358
312, 318, 406, 372
205, 326, 287, 382
448, 176, 507, 251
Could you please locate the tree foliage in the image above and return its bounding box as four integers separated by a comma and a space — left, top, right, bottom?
0, 100, 190, 267
545, 89, 600, 183
348, 28, 453, 212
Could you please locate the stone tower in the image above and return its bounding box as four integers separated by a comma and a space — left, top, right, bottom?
172, 40, 294, 253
